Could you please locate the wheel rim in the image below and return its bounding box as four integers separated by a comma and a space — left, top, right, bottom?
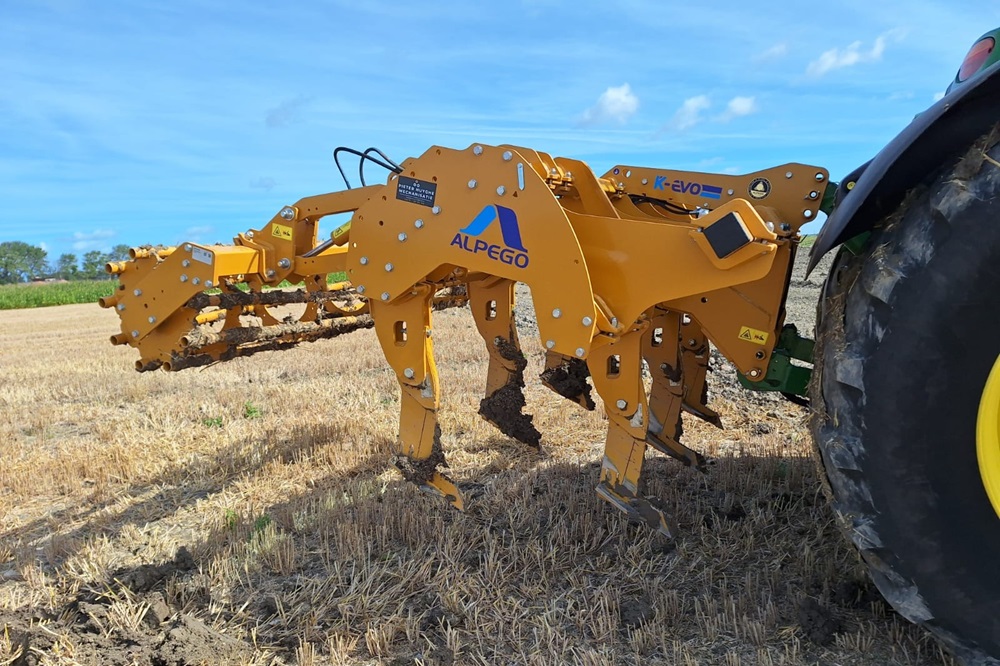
978, 354, 1000, 519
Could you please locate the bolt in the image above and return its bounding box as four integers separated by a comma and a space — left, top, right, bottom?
660, 363, 668, 370
552, 308, 562, 318
804, 210, 814, 219
765, 221, 775, 233
432, 206, 441, 215
280, 206, 295, 220
133, 288, 142, 296
616, 399, 628, 410
266, 269, 276, 278
749, 369, 762, 378
545, 340, 556, 349
727, 189, 735, 196
809, 190, 819, 200
278, 258, 291, 269
357, 285, 366, 294
641, 178, 648, 185
780, 223, 792, 232
398, 232, 407, 242
193, 277, 201, 285
496, 185, 506, 196
184, 244, 192, 252
755, 350, 766, 360
575, 348, 585, 358
131, 330, 139, 338
360, 256, 369, 265
180, 274, 188, 282
117, 303, 125, 311
502, 150, 513, 161
147, 316, 156, 324
426, 330, 433, 338
551, 168, 559, 175
206, 280, 213, 288
785, 171, 793, 179
582, 316, 593, 326
815, 172, 825, 182
182, 259, 191, 268
404, 368, 415, 379
696, 227, 704, 233
473, 145, 483, 156
246, 231, 254, 238
611, 317, 618, 328
381, 292, 390, 301
414, 219, 425, 229
688, 339, 697, 346
385, 263, 394, 272
468, 179, 477, 189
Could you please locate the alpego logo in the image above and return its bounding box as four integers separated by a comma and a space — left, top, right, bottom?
450, 205, 529, 268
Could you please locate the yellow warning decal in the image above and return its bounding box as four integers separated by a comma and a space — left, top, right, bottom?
272, 224, 293, 240
739, 326, 769, 345
333, 221, 351, 238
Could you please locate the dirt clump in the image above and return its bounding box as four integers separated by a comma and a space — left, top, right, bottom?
797, 596, 842, 645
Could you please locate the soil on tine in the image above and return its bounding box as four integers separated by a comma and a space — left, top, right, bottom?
0, 245, 959, 666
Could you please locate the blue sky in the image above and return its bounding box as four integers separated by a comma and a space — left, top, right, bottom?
2, 0, 997, 260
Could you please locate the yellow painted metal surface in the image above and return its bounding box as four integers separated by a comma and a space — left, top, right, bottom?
978, 354, 1000, 519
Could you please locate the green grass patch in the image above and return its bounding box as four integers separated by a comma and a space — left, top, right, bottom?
0, 280, 117, 310
0, 272, 350, 311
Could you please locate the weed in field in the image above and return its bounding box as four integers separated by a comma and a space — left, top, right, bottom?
243, 402, 262, 419
203, 416, 224, 428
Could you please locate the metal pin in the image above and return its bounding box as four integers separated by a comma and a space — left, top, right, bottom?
815, 173, 825, 181
611, 317, 618, 328
804, 210, 814, 219
280, 206, 295, 220
809, 191, 819, 199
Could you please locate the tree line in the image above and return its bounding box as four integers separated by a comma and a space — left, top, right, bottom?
0, 241, 132, 284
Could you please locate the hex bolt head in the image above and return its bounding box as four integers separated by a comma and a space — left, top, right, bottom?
765, 221, 775, 233
785, 171, 793, 179
116, 303, 125, 311
575, 347, 585, 358
357, 285, 366, 294
381, 292, 390, 301
278, 258, 291, 269
545, 340, 556, 349
246, 230, 254, 238
398, 232, 407, 242
804, 210, 814, 219
385, 263, 394, 272
502, 150, 513, 161
815, 172, 825, 182
182, 259, 191, 268
205, 280, 213, 288
728, 189, 735, 195
611, 317, 619, 328
780, 223, 792, 232
432, 206, 441, 215
131, 330, 139, 338
279, 206, 296, 220
403, 368, 415, 379
688, 338, 697, 346
616, 399, 628, 410
496, 185, 506, 196
468, 179, 477, 189
180, 274, 188, 282
133, 289, 142, 296
414, 219, 425, 229
193, 277, 201, 285
641, 178, 649, 185
582, 316, 593, 326
147, 316, 156, 324
552, 308, 562, 318
184, 244, 192, 252
360, 256, 369, 265
266, 269, 275, 278
473, 145, 483, 156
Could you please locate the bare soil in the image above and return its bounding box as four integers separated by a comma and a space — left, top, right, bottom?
0, 248, 958, 665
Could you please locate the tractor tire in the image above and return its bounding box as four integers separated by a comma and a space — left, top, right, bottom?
810, 126, 1000, 665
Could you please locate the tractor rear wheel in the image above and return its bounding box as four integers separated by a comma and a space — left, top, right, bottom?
811, 126, 1000, 664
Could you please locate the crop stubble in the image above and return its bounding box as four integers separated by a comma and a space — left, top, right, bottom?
0, 251, 957, 665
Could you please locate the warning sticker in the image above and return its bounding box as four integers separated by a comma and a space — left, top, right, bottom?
192, 247, 213, 266
748, 177, 771, 200
272, 224, 293, 240
739, 326, 769, 345
396, 176, 437, 207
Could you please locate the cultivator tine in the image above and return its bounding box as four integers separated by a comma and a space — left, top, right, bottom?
540, 352, 596, 410
587, 325, 676, 538
680, 322, 722, 428
469, 278, 541, 447
642, 310, 708, 471
371, 286, 464, 510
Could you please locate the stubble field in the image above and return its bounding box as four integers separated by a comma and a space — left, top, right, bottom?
0, 252, 958, 665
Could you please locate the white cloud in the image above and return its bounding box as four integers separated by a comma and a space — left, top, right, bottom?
578, 83, 639, 126
666, 95, 711, 131
719, 96, 758, 121
805, 29, 906, 78
249, 177, 277, 191
70, 229, 115, 252
180, 226, 216, 244
932, 91, 946, 102
755, 43, 788, 62
265, 95, 311, 128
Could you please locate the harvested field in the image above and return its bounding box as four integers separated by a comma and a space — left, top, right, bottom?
0, 251, 957, 665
